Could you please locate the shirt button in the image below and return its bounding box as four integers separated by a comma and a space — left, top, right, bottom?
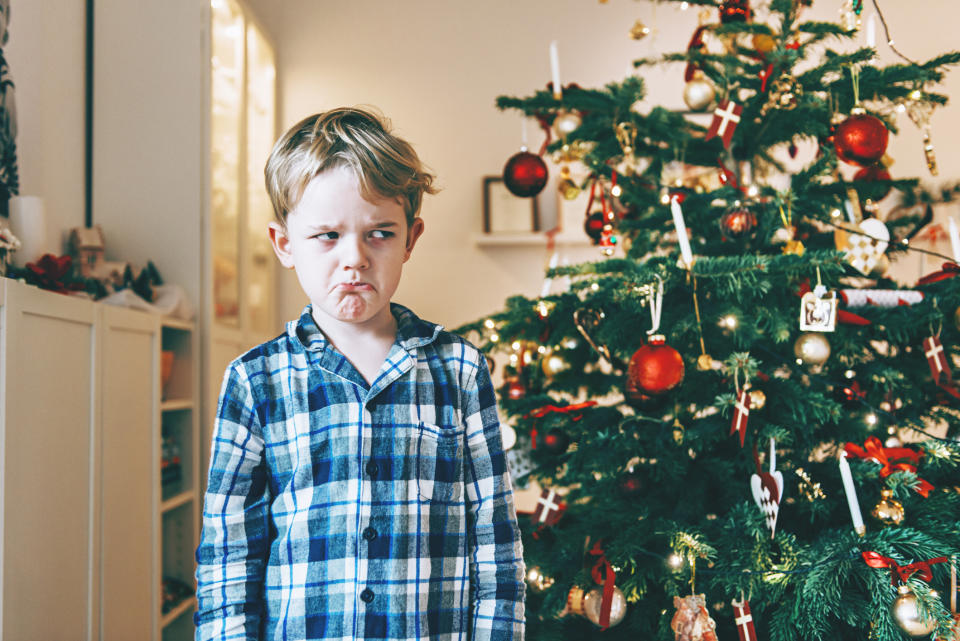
365, 461, 379, 477
360, 588, 375, 603
362, 526, 377, 541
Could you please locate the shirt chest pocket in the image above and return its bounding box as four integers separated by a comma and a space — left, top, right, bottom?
416, 423, 465, 504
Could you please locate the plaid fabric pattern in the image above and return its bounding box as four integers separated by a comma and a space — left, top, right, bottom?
195, 304, 526, 641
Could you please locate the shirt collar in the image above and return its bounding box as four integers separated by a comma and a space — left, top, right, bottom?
289, 303, 443, 353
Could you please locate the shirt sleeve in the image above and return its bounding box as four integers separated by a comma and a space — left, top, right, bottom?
195, 362, 272, 641
461, 349, 526, 641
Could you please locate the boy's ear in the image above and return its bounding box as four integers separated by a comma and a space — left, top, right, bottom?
403, 217, 425, 262
268, 221, 296, 269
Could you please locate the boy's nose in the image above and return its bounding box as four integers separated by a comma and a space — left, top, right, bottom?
341, 235, 369, 270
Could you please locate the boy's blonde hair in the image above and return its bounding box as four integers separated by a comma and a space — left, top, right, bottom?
265, 107, 437, 226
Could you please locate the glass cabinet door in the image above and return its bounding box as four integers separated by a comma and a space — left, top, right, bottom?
210, 0, 276, 332
245, 23, 276, 335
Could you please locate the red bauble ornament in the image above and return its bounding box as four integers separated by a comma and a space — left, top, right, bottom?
719, 0, 751, 23
584, 210, 606, 243
719, 204, 758, 241
625, 335, 685, 405
834, 112, 889, 167
853, 164, 893, 200
503, 151, 548, 197
506, 378, 526, 400
618, 471, 643, 497
542, 428, 571, 455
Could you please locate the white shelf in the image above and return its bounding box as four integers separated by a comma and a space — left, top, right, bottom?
161, 317, 195, 331
472, 232, 591, 247
161, 399, 194, 412
160, 596, 196, 628
161, 490, 195, 514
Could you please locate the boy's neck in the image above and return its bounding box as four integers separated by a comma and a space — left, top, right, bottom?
311, 303, 398, 358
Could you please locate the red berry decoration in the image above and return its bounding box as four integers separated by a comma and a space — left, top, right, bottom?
834, 111, 889, 167
503, 150, 548, 197
719, 204, 758, 241
542, 428, 571, 455
853, 164, 893, 200
719, 0, 751, 23
618, 471, 643, 497
625, 335, 685, 406
584, 210, 606, 243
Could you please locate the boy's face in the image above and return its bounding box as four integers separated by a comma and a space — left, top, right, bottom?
268, 166, 424, 331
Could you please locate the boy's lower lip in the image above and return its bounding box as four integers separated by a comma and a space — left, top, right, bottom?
337, 283, 373, 291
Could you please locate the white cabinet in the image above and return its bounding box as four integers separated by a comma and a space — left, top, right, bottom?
0, 279, 199, 640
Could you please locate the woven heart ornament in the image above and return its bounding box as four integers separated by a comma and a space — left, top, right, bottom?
750, 438, 784, 538
835, 218, 889, 275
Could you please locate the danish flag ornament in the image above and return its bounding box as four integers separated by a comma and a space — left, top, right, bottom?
750, 438, 784, 538
731, 597, 758, 641
924, 334, 951, 384
531, 487, 566, 527
705, 100, 743, 149
730, 386, 751, 447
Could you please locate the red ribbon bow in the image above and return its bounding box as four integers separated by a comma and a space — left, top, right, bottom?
917, 262, 960, 286
862, 551, 948, 585
589, 542, 617, 630
844, 437, 933, 497
525, 401, 597, 419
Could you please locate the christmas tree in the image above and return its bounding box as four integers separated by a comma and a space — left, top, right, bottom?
457, 1, 960, 640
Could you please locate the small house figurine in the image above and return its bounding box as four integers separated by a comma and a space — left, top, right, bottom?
68, 225, 106, 279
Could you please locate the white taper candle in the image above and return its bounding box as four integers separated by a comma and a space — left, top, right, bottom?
838, 452, 866, 536
670, 196, 694, 268
549, 41, 562, 99
949, 217, 960, 262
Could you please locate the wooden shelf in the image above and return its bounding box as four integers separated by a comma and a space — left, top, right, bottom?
161, 399, 194, 412
160, 596, 196, 628
472, 232, 590, 247
161, 317, 195, 331
161, 490, 195, 514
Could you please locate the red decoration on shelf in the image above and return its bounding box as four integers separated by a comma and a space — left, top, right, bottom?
731, 598, 758, 641
25, 254, 85, 295
730, 387, 751, 447
719, 0, 751, 23
862, 551, 948, 586
705, 100, 743, 149
625, 335, 685, 403
503, 150, 548, 197
835, 112, 889, 166
531, 487, 566, 526
844, 436, 934, 497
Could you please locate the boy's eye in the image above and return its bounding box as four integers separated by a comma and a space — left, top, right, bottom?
312, 231, 338, 241
370, 230, 395, 239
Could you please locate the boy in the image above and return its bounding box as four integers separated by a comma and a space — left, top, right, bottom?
195, 107, 526, 641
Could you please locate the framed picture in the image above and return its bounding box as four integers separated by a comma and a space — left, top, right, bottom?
482, 176, 540, 234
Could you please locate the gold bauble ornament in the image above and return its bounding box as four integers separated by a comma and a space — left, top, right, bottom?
541, 350, 570, 377
558, 165, 581, 200
629, 19, 651, 40
871, 488, 905, 526
583, 586, 628, 628
891, 585, 938, 637
748, 388, 766, 410
753, 33, 776, 53
525, 566, 555, 593
794, 332, 831, 366
683, 71, 716, 112
552, 109, 582, 139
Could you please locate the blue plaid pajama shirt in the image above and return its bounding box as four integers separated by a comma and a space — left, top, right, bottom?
195, 304, 526, 641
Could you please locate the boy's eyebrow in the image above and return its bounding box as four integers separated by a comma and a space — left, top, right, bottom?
306, 221, 399, 231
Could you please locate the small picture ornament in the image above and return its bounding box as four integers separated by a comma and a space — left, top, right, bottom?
799, 290, 837, 332
671, 594, 719, 641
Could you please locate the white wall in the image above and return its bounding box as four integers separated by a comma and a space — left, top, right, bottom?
252, 0, 960, 329
5, 0, 86, 253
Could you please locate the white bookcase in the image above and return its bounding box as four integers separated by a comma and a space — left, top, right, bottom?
0, 278, 200, 640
